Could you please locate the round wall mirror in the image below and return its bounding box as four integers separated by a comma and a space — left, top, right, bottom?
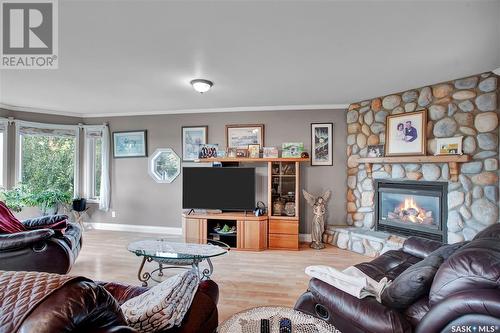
148, 148, 181, 183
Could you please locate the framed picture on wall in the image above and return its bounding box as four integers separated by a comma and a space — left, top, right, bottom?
182, 126, 208, 161
113, 130, 148, 158
311, 123, 334, 166
225, 124, 264, 149
385, 110, 427, 156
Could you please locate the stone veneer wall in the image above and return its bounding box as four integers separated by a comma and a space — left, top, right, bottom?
341, 72, 499, 247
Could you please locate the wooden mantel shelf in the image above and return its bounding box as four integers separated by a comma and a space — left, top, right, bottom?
195, 157, 310, 163
357, 155, 471, 182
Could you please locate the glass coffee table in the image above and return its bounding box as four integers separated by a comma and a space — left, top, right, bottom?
127, 237, 229, 286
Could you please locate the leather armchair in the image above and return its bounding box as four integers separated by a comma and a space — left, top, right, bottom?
0, 215, 82, 274
2, 270, 218, 333
295, 223, 500, 333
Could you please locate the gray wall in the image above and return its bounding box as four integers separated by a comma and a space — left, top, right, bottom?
1, 108, 347, 233
85, 109, 347, 233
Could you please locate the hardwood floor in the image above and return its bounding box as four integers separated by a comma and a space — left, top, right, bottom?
71, 229, 367, 322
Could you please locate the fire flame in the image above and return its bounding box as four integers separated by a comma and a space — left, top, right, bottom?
402, 197, 419, 211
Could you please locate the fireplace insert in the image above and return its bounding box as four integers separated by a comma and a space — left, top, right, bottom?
375, 179, 447, 242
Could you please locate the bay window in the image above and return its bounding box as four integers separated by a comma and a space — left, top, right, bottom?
16, 121, 79, 197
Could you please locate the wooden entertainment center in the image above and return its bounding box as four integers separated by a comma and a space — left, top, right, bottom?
182, 157, 309, 251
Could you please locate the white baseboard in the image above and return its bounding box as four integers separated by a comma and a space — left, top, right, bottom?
299, 233, 312, 242
84, 222, 182, 235
84, 222, 311, 242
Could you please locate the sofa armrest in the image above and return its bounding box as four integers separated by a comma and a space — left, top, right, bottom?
22, 215, 68, 229
402, 237, 442, 259
0, 229, 55, 251
416, 290, 500, 333
299, 278, 411, 333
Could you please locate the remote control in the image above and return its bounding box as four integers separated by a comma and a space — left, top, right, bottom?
279, 318, 292, 333
260, 319, 270, 333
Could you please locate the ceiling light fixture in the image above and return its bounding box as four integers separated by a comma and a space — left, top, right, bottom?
190, 79, 213, 93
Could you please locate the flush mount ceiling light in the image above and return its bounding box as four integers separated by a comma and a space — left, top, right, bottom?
190, 79, 213, 93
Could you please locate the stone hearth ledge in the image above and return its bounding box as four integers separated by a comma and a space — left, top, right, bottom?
323, 226, 406, 257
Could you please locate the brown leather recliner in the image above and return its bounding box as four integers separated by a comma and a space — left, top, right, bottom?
295, 223, 500, 333
0, 215, 82, 274
0, 270, 218, 333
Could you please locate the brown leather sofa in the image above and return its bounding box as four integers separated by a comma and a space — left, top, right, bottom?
0, 215, 82, 274
0, 270, 218, 333
295, 223, 500, 333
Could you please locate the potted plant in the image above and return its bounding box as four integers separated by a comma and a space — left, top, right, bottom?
27, 189, 72, 215
0, 185, 29, 212
72, 196, 87, 212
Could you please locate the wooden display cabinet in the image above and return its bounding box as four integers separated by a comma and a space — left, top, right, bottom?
267, 161, 300, 250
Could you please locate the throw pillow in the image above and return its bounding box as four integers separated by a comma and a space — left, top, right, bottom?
121, 270, 199, 333
381, 254, 443, 310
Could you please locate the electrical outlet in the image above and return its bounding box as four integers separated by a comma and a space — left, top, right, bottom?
111, 211, 116, 218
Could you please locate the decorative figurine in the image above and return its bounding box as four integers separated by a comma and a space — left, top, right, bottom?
303, 189, 332, 250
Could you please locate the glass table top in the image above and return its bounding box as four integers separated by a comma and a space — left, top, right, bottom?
127, 237, 228, 260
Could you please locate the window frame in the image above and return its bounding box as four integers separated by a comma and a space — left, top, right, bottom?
0, 121, 8, 188
84, 135, 102, 202
14, 121, 80, 197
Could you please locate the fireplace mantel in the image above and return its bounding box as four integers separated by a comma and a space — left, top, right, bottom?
357, 155, 471, 181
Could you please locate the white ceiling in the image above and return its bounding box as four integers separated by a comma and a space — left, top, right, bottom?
1, 0, 499, 118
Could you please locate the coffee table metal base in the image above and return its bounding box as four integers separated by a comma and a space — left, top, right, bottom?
136, 255, 214, 287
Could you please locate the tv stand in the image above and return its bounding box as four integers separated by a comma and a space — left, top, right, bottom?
182, 212, 268, 251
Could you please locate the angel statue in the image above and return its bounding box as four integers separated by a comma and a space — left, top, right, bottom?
303, 189, 332, 250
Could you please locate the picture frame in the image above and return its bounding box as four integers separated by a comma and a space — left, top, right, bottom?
385, 110, 427, 157
236, 148, 248, 158
367, 144, 385, 157
113, 130, 148, 158
311, 123, 333, 166
198, 144, 218, 159
263, 147, 279, 158
226, 147, 237, 158
435, 136, 463, 155
282, 142, 304, 158
181, 126, 208, 161
248, 144, 261, 158
225, 124, 265, 149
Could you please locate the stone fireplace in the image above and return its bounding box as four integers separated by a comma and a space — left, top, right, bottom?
324, 72, 499, 257
375, 180, 447, 242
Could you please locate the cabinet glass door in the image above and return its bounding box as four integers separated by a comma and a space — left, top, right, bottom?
271, 162, 296, 217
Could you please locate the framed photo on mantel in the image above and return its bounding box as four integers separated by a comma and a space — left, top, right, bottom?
385, 110, 427, 157
225, 124, 265, 149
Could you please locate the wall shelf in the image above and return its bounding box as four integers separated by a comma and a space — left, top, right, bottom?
356, 155, 471, 182
195, 157, 310, 163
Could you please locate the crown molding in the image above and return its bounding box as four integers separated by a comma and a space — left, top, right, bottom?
0, 103, 349, 118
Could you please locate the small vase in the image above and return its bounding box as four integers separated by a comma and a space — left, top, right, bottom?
284, 202, 295, 217
273, 199, 285, 216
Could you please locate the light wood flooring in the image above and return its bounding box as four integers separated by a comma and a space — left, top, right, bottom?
70, 229, 367, 322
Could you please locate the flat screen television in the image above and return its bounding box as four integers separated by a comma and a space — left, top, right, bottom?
182, 167, 255, 211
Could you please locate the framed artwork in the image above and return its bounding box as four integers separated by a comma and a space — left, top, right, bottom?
385, 110, 427, 156
226, 147, 237, 158
113, 130, 147, 158
198, 144, 218, 159
263, 147, 279, 158
282, 142, 304, 158
435, 136, 463, 155
248, 144, 261, 158
367, 144, 385, 157
311, 123, 333, 166
236, 148, 248, 158
225, 124, 265, 149
182, 126, 208, 161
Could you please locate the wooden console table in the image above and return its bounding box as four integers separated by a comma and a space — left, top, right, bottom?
182, 212, 268, 251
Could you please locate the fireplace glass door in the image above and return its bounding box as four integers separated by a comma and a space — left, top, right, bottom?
379, 190, 440, 230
